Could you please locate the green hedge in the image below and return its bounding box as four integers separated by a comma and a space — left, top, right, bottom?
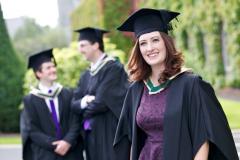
71, 0, 103, 41
0, 4, 24, 132
103, 0, 134, 62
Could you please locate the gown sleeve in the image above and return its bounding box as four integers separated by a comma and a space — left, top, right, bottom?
71, 71, 90, 114
114, 87, 132, 146
189, 76, 238, 160
84, 62, 128, 119
20, 107, 33, 160
112, 85, 133, 160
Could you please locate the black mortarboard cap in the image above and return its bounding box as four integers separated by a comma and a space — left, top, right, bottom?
28, 48, 56, 71
117, 8, 180, 37
74, 27, 109, 42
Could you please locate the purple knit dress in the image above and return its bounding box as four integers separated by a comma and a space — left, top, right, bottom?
136, 86, 168, 160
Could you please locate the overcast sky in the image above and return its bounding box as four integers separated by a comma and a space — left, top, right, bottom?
0, 0, 58, 27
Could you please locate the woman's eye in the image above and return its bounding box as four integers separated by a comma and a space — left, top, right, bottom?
139, 42, 146, 46
152, 38, 159, 42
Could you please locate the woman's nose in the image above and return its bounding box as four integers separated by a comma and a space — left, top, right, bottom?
146, 43, 153, 51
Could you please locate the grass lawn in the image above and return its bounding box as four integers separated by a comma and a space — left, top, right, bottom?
0, 135, 21, 144
219, 98, 240, 129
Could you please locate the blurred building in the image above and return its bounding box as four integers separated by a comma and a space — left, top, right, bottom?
57, 0, 81, 42
5, 17, 25, 38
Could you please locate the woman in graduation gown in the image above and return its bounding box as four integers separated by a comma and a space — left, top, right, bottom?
113, 8, 239, 160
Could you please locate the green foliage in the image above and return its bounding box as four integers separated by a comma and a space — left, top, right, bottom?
103, 0, 133, 61
0, 4, 24, 132
23, 38, 125, 94
222, 0, 240, 87
13, 18, 44, 40
71, 0, 103, 41
104, 38, 126, 63
141, 0, 240, 88
12, 18, 68, 58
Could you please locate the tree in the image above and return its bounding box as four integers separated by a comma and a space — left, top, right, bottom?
12, 18, 68, 58
0, 3, 24, 132
71, 0, 103, 41
102, 0, 135, 62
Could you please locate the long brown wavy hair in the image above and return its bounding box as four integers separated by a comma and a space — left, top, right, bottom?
128, 32, 184, 83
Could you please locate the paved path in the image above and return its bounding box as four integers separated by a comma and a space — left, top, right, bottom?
0, 131, 240, 160
232, 130, 240, 157
0, 144, 21, 160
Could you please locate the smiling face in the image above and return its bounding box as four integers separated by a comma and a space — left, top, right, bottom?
36, 61, 57, 83
138, 31, 166, 69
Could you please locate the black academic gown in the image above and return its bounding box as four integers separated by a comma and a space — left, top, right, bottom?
72, 58, 129, 160
21, 88, 84, 160
20, 108, 33, 160
114, 72, 239, 160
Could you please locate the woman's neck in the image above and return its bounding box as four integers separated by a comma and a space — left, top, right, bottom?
150, 65, 165, 86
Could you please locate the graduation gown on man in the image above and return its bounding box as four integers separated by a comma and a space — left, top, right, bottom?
114, 72, 239, 160
21, 88, 84, 160
72, 56, 129, 160
20, 108, 33, 160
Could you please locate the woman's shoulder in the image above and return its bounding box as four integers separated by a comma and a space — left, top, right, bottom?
176, 71, 202, 83
176, 71, 214, 92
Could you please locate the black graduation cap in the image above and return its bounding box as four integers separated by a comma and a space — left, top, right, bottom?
74, 27, 109, 42
117, 8, 180, 37
28, 48, 56, 71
